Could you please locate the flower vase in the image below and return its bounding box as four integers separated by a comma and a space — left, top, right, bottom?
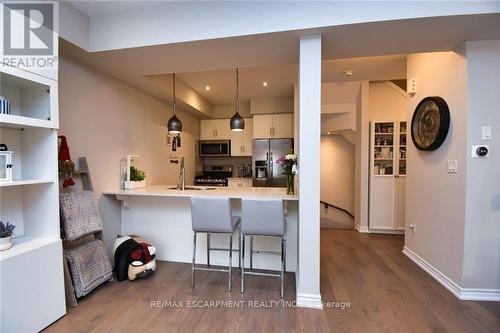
286, 174, 295, 195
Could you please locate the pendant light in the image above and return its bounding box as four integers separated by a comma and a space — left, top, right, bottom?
230, 68, 245, 131
167, 73, 182, 134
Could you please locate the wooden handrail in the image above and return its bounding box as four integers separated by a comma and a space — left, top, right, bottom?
320, 200, 354, 219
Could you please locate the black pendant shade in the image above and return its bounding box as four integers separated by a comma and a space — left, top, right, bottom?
230, 112, 244, 131
167, 73, 182, 134
167, 114, 182, 134
230, 68, 245, 131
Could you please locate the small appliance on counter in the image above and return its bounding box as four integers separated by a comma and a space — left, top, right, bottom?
236, 164, 252, 178
194, 165, 232, 186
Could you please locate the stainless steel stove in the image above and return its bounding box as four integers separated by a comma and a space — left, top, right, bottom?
194, 165, 233, 187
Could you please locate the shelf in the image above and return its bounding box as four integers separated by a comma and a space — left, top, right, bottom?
0, 236, 59, 262
0, 114, 55, 130
374, 145, 393, 148
374, 158, 393, 160
0, 179, 54, 187
374, 132, 394, 135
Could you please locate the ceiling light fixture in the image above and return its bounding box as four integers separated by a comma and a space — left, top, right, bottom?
205, 86, 210, 91
343, 70, 354, 77
262, 81, 268, 87
230, 68, 245, 132
167, 73, 182, 134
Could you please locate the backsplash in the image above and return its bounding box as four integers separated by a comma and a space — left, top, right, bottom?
201, 156, 252, 177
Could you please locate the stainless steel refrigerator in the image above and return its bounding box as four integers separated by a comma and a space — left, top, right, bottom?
252, 139, 293, 187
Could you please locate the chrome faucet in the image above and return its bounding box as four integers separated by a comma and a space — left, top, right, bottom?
178, 157, 185, 190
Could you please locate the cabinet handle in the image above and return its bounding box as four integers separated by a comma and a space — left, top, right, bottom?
273, 127, 276, 135
270, 127, 272, 136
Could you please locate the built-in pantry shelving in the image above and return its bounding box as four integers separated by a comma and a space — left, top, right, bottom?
369, 120, 407, 234
0, 64, 65, 332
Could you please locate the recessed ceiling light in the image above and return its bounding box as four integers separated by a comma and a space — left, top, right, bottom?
262, 81, 268, 87
205, 86, 210, 91
327, 131, 331, 135
343, 70, 354, 77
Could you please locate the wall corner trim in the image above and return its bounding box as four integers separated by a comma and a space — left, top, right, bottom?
296, 292, 324, 309
402, 246, 500, 302
356, 225, 371, 233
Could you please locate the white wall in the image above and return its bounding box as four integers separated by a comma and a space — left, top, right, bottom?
250, 97, 293, 115
354, 81, 370, 232
296, 35, 322, 308
59, 53, 199, 252
462, 40, 500, 291
320, 135, 355, 229
406, 50, 468, 285
369, 81, 408, 121
61, 1, 500, 52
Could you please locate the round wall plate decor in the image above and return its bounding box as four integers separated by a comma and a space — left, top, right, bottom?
411, 96, 450, 151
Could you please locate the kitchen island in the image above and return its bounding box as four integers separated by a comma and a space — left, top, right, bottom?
104, 186, 298, 272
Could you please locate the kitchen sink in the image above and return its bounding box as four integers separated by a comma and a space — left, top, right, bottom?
166, 186, 216, 191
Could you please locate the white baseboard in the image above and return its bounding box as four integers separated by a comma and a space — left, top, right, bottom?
296, 292, 324, 309
403, 246, 500, 302
460, 288, 500, 301
356, 225, 370, 233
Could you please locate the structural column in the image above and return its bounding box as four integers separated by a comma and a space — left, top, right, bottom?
296, 35, 322, 308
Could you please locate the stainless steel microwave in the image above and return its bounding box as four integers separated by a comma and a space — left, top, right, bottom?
199, 140, 231, 157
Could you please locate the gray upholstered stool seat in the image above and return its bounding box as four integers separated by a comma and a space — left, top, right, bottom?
190, 197, 241, 292
240, 199, 286, 298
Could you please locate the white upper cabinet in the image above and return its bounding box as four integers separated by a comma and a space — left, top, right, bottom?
272, 113, 294, 138
231, 118, 253, 156
200, 119, 231, 140
253, 113, 293, 139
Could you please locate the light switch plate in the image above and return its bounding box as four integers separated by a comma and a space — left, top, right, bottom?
482, 126, 492, 140
447, 160, 457, 173
408, 78, 417, 95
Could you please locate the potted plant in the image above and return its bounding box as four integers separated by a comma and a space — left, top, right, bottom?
124, 166, 146, 190
276, 153, 297, 195
0, 221, 15, 251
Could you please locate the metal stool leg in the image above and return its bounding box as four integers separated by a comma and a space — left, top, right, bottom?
228, 233, 233, 291
241, 234, 245, 294
250, 235, 253, 269
238, 231, 241, 269
207, 233, 210, 266
192, 232, 197, 288
280, 236, 285, 298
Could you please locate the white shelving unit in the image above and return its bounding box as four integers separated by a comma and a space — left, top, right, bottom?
369, 121, 407, 233
0, 65, 65, 332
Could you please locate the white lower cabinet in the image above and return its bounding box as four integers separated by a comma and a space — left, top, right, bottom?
227, 178, 253, 189
1, 240, 66, 332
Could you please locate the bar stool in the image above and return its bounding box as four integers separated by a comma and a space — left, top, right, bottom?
240, 199, 286, 298
190, 197, 241, 291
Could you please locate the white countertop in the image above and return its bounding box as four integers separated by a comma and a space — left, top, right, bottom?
104, 185, 298, 200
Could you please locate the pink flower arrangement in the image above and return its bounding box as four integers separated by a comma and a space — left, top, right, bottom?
276, 154, 297, 175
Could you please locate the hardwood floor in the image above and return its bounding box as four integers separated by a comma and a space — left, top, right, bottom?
45, 229, 500, 332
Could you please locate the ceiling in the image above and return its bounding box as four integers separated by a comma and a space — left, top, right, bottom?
174, 55, 406, 105
68, 1, 166, 18
60, 13, 500, 115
